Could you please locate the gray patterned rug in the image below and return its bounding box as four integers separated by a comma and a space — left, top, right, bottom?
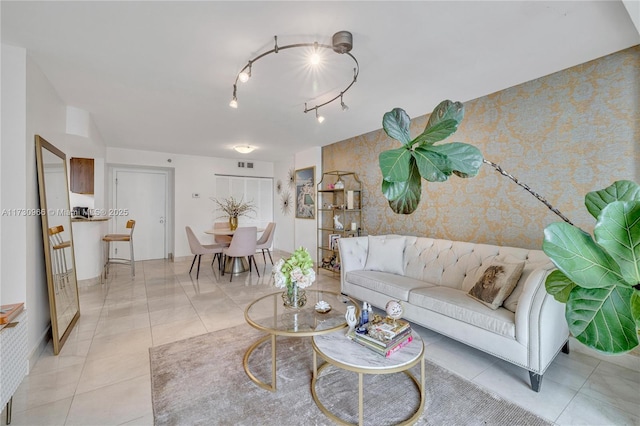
150, 324, 552, 426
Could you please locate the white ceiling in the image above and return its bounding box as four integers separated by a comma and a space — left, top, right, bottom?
2, 1, 639, 162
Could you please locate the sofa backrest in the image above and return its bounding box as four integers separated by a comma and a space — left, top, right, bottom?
402, 235, 549, 288
341, 235, 552, 289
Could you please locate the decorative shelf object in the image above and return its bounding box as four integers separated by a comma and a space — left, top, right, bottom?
317, 171, 362, 274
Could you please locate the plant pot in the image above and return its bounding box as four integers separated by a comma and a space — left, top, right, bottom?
282, 283, 306, 309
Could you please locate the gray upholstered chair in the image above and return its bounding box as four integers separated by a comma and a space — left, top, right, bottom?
185, 226, 224, 279
222, 226, 259, 282
256, 222, 276, 264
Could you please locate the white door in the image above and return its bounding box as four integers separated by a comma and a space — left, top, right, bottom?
113, 169, 167, 261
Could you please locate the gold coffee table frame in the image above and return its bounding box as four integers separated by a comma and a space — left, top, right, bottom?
243, 290, 357, 392
311, 330, 425, 426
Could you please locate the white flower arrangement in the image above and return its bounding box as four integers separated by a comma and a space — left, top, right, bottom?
272, 247, 316, 290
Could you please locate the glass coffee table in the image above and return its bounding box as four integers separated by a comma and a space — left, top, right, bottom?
243, 289, 358, 391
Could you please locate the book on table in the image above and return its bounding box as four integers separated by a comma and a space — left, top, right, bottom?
350, 330, 414, 357
365, 317, 411, 343
355, 326, 412, 349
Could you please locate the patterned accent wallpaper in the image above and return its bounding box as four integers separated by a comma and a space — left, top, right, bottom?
323, 46, 639, 250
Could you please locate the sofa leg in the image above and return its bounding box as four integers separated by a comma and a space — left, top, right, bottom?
529, 371, 543, 392
562, 341, 570, 354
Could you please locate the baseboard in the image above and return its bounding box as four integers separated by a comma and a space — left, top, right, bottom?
78, 276, 102, 288
27, 326, 51, 374
569, 336, 640, 372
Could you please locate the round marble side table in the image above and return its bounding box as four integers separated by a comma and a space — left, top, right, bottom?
311, 329, 425, 425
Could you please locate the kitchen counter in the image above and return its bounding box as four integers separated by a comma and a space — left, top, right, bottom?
72, 217, 111, 280
71, 216, 111, 222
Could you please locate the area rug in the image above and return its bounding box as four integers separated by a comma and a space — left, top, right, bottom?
150, 324, 552, 426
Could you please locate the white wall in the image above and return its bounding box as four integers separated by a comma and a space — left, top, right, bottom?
294, 147, 322, 261
1, 45, 27, 306
1, 45, 108, 363
105, 147, 275, 259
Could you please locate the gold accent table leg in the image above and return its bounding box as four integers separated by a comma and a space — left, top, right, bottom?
311, 353, 426, 425
271, 334, 277, 391
243, 333, 278, 391
358, 372, 364, 426
313, 348, 317, 378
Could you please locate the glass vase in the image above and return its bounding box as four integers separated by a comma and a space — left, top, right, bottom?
229, 216, 238, 231
282, 282, 307, 309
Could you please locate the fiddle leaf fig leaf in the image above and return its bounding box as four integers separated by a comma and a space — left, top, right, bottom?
545, 270, 576, 303
594, 201, 640, 286
425, 100, 465, 131
379, 147, 412, 182
585, 180, 640, 220
632, 290, 640, 329
383, 108, 412, 145
543, 222, 623, 289
429, 142, 484, 178
382, 159, 421, 214
378, 101, 480, 215
412, 119, 460, 147
412, 147, 450, 182
567, 285, 638, 354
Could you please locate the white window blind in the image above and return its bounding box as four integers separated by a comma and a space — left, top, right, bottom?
214, 175, 273, 227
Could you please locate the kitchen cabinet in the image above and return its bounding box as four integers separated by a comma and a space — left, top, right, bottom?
70, 157, 94, 194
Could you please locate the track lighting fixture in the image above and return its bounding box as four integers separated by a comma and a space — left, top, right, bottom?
229, 31, 359, 122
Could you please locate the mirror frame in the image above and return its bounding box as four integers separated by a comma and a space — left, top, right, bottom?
35, 135, 80, 355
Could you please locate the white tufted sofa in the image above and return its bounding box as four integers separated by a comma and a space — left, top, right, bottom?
338, 235, 569, 392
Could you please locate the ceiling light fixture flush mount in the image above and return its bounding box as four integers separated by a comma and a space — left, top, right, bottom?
234, 145, 255, 154
230, 31, 359, 122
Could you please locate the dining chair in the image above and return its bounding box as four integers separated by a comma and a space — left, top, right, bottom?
102, 219, 136, 279
185, 226, 224, 279
48, 225, 72, 292
213, 221, 232, 246
222, 226, 259, 282
255, 222, 276, 264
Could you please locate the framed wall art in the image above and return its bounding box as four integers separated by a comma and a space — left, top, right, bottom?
295, 166, 315, 219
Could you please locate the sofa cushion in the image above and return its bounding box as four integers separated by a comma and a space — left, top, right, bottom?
409, 287, 516, 338
467, 258, 525, 310
363, 235, 406, 275
346, 270, 433, 301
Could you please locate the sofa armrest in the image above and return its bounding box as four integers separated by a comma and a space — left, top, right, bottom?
338, 236, 368, 291
514, 264, 569, 372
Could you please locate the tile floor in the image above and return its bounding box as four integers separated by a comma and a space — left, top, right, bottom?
3, 251, 639, 426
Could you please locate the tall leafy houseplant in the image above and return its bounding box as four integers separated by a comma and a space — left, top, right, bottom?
543, 180, 640, 354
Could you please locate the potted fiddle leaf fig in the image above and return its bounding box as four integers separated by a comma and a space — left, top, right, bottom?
543, 180, 640, 354
379, 100, 483, 214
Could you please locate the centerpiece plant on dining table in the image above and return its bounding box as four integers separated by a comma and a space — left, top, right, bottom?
211, 196, 256, 230
273, 247, 316, 308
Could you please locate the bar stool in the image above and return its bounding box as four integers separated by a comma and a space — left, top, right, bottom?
48, 225, 71, 293
102, 219, 136, 279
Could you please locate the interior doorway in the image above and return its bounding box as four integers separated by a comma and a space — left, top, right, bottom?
109, 167, 173, 261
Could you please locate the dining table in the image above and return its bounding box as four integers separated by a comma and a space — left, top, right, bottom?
204, 227, 265, 274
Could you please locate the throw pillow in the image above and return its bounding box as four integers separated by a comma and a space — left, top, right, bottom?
467, 259, 525, 310
363, 236, 406, 275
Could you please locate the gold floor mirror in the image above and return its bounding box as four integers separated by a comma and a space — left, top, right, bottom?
35, 135, 80, 355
